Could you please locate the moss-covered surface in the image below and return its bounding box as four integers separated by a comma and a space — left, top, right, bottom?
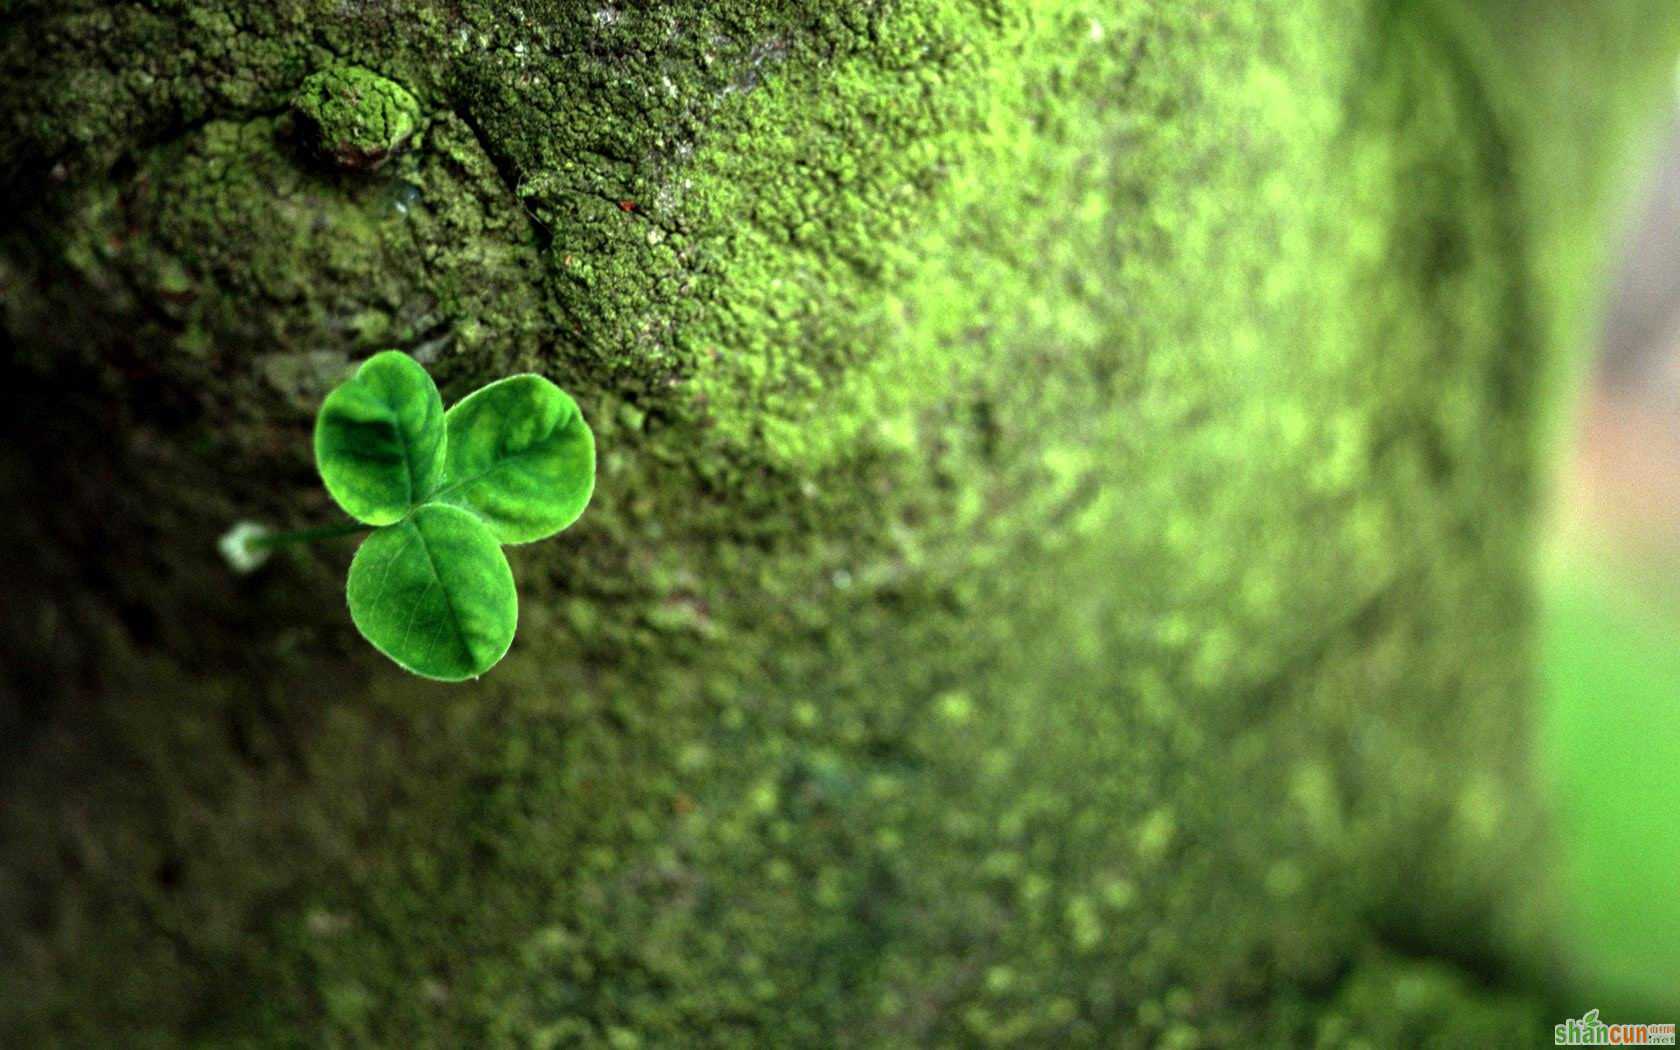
292, 65, 423, 171
1, 0, 1677, 1045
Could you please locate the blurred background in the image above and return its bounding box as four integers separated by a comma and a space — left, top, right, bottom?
1543, 72, 1680, 1014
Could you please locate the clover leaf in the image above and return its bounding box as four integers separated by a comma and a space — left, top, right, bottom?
346, 503, 517, 680
436, 375, 596, 544
314, 350, 445, 525
229, 351, 596, 681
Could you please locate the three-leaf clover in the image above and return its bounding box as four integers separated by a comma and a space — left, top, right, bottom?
310, 350, 595, 680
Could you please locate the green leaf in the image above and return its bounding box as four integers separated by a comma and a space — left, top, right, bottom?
314, 350, 446, 525
345, 504, 517, 681
436, 374, 596, 544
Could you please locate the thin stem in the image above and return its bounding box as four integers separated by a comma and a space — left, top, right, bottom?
251, 520, 372, 548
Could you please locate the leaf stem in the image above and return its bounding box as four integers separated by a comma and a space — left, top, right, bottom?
252, 520, 373, 548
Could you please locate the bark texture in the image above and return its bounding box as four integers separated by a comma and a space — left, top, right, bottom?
1, 0, 1675, 1044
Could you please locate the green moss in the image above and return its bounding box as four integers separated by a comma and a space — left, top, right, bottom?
1, 0, 1678, 1045
291, 64, 423, 171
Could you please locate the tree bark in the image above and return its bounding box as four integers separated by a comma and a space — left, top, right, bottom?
1, 0, 1674, 1043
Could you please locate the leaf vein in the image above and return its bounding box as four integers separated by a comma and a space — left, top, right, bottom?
366, 532, 415, 612
412, 521, 472, 664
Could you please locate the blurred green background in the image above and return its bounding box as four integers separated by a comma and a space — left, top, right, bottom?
1542, 83, 1680, 1015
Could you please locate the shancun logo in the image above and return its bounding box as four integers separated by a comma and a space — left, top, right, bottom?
1556, 1008, 1676, 1046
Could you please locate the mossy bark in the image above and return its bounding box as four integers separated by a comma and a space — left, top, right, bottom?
1, 1, 1675, 1045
